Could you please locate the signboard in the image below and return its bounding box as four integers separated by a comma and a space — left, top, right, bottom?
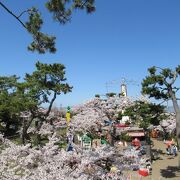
66, 112, 71, 126
81, 134, 91, 150
127, 132, 145, 137
66, 106, 71, 126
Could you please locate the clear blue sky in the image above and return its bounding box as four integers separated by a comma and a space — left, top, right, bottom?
0, 0, 180, 107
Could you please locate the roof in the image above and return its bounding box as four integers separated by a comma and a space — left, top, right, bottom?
114, 124, 129, 128
127, 132, 145, 137
127, 127, 144, 131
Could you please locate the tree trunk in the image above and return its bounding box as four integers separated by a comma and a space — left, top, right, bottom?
176, 112, 180, 167
21, 118, 33, 144
34, 120, 43, 145
22, 127, 30, 144
169, 89, 180, 167
45, 92, 57, 117
4, 121, 10, 137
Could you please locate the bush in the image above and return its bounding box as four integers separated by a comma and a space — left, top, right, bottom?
95, 94, 100, 98
106, 92, 116, 97
119, 133, 131, 142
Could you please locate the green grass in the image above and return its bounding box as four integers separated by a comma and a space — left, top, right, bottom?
55, 128, 68, 149
56, 127, 67, 137
55, 140, 67, 149
11, 137, 23, 145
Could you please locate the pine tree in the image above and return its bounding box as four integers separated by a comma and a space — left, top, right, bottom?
142, 66, 180, 166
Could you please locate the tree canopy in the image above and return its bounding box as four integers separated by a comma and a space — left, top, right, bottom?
0, 62, 72, 142
124, 100, 166, 129
0, 76, 21, 135
142, 66, 180, 101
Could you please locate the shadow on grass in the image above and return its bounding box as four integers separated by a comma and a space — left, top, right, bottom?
160, 166, 180, 178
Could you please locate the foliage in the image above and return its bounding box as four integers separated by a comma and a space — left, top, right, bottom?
106, 92, 116, 97
119, 92, 125, 97
117, 112, 122, 120
0, 0, 96, 53
0, 76, 25, 135
119, 133, 131, 142
124, 100, 166, 129
23, 62, 72, 143
11, 137, 23, 145
142, 66, 180, 101
95, 94, 100, 98
24, 61, 72, 110
142, 66, 180, 166
0, 62, 72, 141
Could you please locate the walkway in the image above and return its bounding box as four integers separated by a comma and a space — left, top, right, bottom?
150, 139, 180, 180
123, 139, 180, 180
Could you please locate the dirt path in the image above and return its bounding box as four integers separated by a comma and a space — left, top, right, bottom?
150, 139, 180, 180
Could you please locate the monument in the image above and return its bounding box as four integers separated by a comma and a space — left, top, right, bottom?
121, 83, 127, 97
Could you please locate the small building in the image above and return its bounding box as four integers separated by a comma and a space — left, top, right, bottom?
81, 134, 92, 151
126, 127, 145, 141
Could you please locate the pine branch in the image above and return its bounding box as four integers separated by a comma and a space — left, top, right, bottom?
157, 100, 168, 105
0, 1, 26, 29
170, 71, 178, 85
18, 9, 31, 18
81, 0, 89, 7
173, 87, 180, 93
155, 66, 164, 71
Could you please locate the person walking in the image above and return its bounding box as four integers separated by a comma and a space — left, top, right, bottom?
172, 144, 177, 156
166, 144, 171, 155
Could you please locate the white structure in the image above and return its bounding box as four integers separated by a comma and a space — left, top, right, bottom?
121, 83, 127, 97
121, 116, 130, 124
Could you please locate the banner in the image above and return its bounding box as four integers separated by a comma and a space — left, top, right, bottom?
66, 112, 71, 125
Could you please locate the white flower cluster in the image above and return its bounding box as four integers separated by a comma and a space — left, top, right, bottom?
71, 96, 140, 132
160, 113, 176, 133
0, 95, 153, 180
0, 131, 118, 180
38, 123, 54, 135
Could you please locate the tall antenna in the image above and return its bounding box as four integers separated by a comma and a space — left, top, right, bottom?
105, 77, 139, 96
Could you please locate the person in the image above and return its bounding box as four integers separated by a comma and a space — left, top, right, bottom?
132, 138, 141, 147
166, 144, 172, 155
172, 145, 177, 156
67, 133, 74, 144
67, 143, 73, 152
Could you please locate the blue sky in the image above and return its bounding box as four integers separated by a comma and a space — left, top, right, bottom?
0, 0, 180, 107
